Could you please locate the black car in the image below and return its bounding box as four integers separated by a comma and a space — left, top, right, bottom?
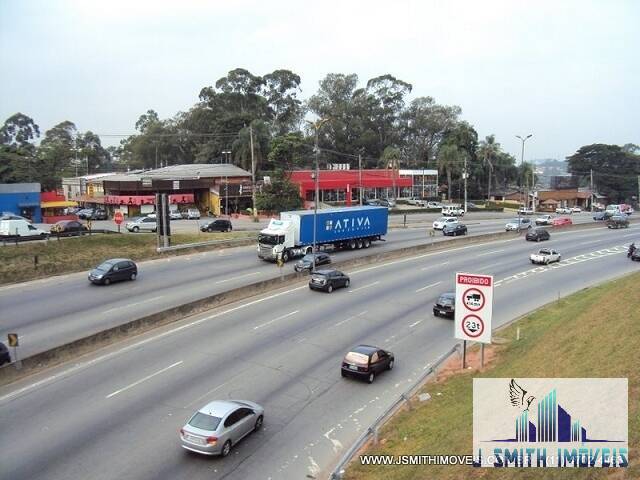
309, 269, 350, 293
443, 223, 467, 236
77, 209, 94, 219
0, 342, 10, 366
89, 208, 108, 220
632, 249, 640, 261
341, 345, 394, 383
200, 219, 233, 232
433, 292, 455, 318
593, 212, 612, 221
294, 252, 331, 272
526, 228, 551, 242
607, 215, 630, 229
50, 220, 88, 234
89, 258, 138, 285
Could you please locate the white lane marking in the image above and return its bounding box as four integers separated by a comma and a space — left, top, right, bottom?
409, 320, 422, 328
476, 264, 494, 271
348, 281, 380, 293
415, 281, 442, 293
253, 310, 299, 330
477, 249, 505, 256
106, 361, 183, 399
333, 310, 368, 327
103, 296, 163, 314
185, 381, 229, 408
214, 272, 261, 284
421, 261, 449, 271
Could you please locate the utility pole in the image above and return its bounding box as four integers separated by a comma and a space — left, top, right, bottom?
516, 134, 533, 211
590, 169, 594, 212
358, 154, 363, 206
463, 154, 468, 214
249, 125, 257, 222
155, 143, 158, 170
312, 126, 320, 271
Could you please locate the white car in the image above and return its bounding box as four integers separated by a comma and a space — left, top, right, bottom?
530, 248, 561, 265
535, 215, 554, 226
505, 218, 532, 231
518, 207, 534, 215
126, 216, 157, 233
571, 206, 582, 213
555, 207, 571, 214
433, 217, 458, 230
187, 208, 201, 220
441, 205, 465, 216
170, 210, 183, 220
427, 201, 442, 209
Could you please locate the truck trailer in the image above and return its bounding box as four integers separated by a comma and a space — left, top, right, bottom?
257, 206, 388, 262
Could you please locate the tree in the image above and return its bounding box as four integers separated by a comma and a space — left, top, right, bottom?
437, 143, 465, 200
37, 121, 78, 189
263, 69, 304, 135
567, 144, 640, 203
267, 132, 311, 171
76, 131, 111, 173
232, 120, 270, 173
255, 172, 303, 212
0, 113, 40, 183
135, 109, 160, 132
477, 135, 501, 200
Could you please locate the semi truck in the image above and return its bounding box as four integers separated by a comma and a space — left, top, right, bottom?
257, 206, 388, 262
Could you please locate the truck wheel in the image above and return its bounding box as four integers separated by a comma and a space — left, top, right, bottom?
356, 239, 363, 249
306, 246, 313, 255
363, 239, 371, 248
282, 251, 289, 262
349, 240, 356, 250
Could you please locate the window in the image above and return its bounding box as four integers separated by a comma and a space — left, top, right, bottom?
224, 410, 240, 428
189, 412, 222, 431
370, 352, 379, 363
117, 261, 129, 270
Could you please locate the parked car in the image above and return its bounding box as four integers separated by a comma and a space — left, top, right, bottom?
530, 248, 561, 265
0, 219, 48, 237
433, 216, 458, 230
309, 269, 350, 293
552, 217, 573, 227
200, 219, 232, 232
180, 399, 264, 456
365, 198, 392, 209
466, 202, 477, 209
571, 206, 582, 213
535, 214, 554, 226
518, 207, 534, 215
50, 220, 88, 235
505, 218, 532, 231
77, 208, 94, 219
341, 345, 394, 384
294, 252, 331, 272
555, 207, 572, 214
0, 342, 10, 366
433, 292, 455, 318
442, 223, 467, 236
606, 215, 630, 229
593, 211, 612, 221
526, 228, 550, 242
88, 258, 137, 285
407, 198, 426, 206
126, 216, 157, 232
441, 205, 465, 216
88, 208, 108, 220
169, 210, 183, 220
427, 201, 443, 209
186, 208, 201, 220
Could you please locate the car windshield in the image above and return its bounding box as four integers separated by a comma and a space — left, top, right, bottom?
539, 249, 551, 254
301, 254, 316, 262
95, 261, 114, 272
188, 412, 222, 431
438, 295, 455, 305
258, 233, 282, 245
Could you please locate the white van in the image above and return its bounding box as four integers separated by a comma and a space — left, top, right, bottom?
441, 205, 465, 216
0, 219, 48, 237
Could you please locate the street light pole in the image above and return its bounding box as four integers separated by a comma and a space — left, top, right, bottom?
516, 134, 533, 210
309, 118, 329, 272
222, 150, 231, 216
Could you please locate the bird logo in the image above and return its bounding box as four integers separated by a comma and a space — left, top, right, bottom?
509, 379, 535, 412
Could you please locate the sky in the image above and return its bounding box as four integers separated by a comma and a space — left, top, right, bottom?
1, 0, 638, 161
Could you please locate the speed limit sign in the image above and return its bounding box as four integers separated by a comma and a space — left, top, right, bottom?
454, 273, 493, 344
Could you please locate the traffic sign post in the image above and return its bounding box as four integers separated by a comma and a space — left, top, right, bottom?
114, 210, 124, 233
454, 273, 493, 368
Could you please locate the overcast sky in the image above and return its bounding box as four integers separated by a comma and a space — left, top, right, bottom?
1, 0, 638, 161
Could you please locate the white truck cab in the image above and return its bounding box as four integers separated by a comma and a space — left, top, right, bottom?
0, 219, 48, 237
257, 219, 311, 262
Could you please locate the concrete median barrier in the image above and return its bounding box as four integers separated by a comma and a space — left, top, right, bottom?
0, 220, 627, 386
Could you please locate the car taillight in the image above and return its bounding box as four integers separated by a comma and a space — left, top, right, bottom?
206, 436, 218, 445
359, 366, 369, 372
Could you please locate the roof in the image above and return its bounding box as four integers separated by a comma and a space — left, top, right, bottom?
104, 164, 251, 182
41, 201, 78, 208
285, 205, 386, 216
0, 183, 41, 194
351, 345, 379, 355
199, 400, 243, 417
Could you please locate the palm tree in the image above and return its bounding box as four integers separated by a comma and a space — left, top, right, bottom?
437, 144, 463, 200
477, 135, 500, 201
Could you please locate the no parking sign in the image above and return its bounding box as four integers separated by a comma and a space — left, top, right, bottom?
455, 273, 493, 344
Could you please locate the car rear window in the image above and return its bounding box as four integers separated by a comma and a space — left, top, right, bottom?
345, 352, 369, 365
188, 412, 222, 431
438, 295, 454, 305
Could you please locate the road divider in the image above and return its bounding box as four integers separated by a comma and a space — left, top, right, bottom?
0, 219, 619, 386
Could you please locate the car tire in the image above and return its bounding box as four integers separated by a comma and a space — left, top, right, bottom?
132, 226, 139, 232
104, 278, 111, 286
282, 251, 289, 262
327, 284, 333, 293
341, 370, 346, 378
344, 279, 350, 288
388, 359, 394, 370
221, 440, 232, 457
130, 273, 136, 281
367, 372, 375, 384
254, 415, 263, 431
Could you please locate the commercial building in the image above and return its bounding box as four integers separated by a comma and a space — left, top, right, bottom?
0, 183, 42, 222
40, 191, 78, 224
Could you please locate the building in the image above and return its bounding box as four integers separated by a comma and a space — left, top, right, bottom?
0, 183, 42, 222
64, 164, 253, 217
40, 191, 78, 224
398, 169, 439, 198
289, 169, 413, 207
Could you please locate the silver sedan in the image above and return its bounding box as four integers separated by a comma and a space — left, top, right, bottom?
180, 399, 264, 456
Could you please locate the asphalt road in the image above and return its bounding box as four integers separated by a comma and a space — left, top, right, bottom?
0, 222, 637, 480
0, 213, 604, 357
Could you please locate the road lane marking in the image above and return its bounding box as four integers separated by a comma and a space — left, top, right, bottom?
253, 310, 299, 330
348, 281, 380, 293
415, 281, 441, 293
333, 310, 368, 327
106, 361, 183, 399
420, 261, 449, 271
477, 249, 505, 256
409, 320, 422, 328
185, 381, 230, 408
103, 296, 163, 314
214, 272, 261, 284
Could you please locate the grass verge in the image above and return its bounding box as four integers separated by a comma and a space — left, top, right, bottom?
345, 272, 639, 480
0, 231, 254, 285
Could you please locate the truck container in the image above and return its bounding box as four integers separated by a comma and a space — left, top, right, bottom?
257, 206, 388, 262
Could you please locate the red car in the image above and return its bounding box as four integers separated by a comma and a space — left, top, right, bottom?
552, 217, 572, 227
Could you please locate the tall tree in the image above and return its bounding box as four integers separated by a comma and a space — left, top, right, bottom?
232, 120, 270, 173
477, 135, 501, 200
0, 113, 40, 183
37, 121, 78, 189
437, 143, 464, 200
263, 69, 304, 135
267, 132, 311, 172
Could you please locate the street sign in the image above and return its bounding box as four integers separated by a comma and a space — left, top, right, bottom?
114, 211, 124, 225
454, 272, 493, 344
7, 333, 18, 347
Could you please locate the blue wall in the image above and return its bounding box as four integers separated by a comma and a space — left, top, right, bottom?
0, 192, 42, 222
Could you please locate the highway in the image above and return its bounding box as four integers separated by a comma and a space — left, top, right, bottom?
0, 221, 637, 480
0, 213, 597, 357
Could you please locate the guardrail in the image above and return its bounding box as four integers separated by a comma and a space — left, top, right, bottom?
156, 235, 256, 252
329, 344, 462, 479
